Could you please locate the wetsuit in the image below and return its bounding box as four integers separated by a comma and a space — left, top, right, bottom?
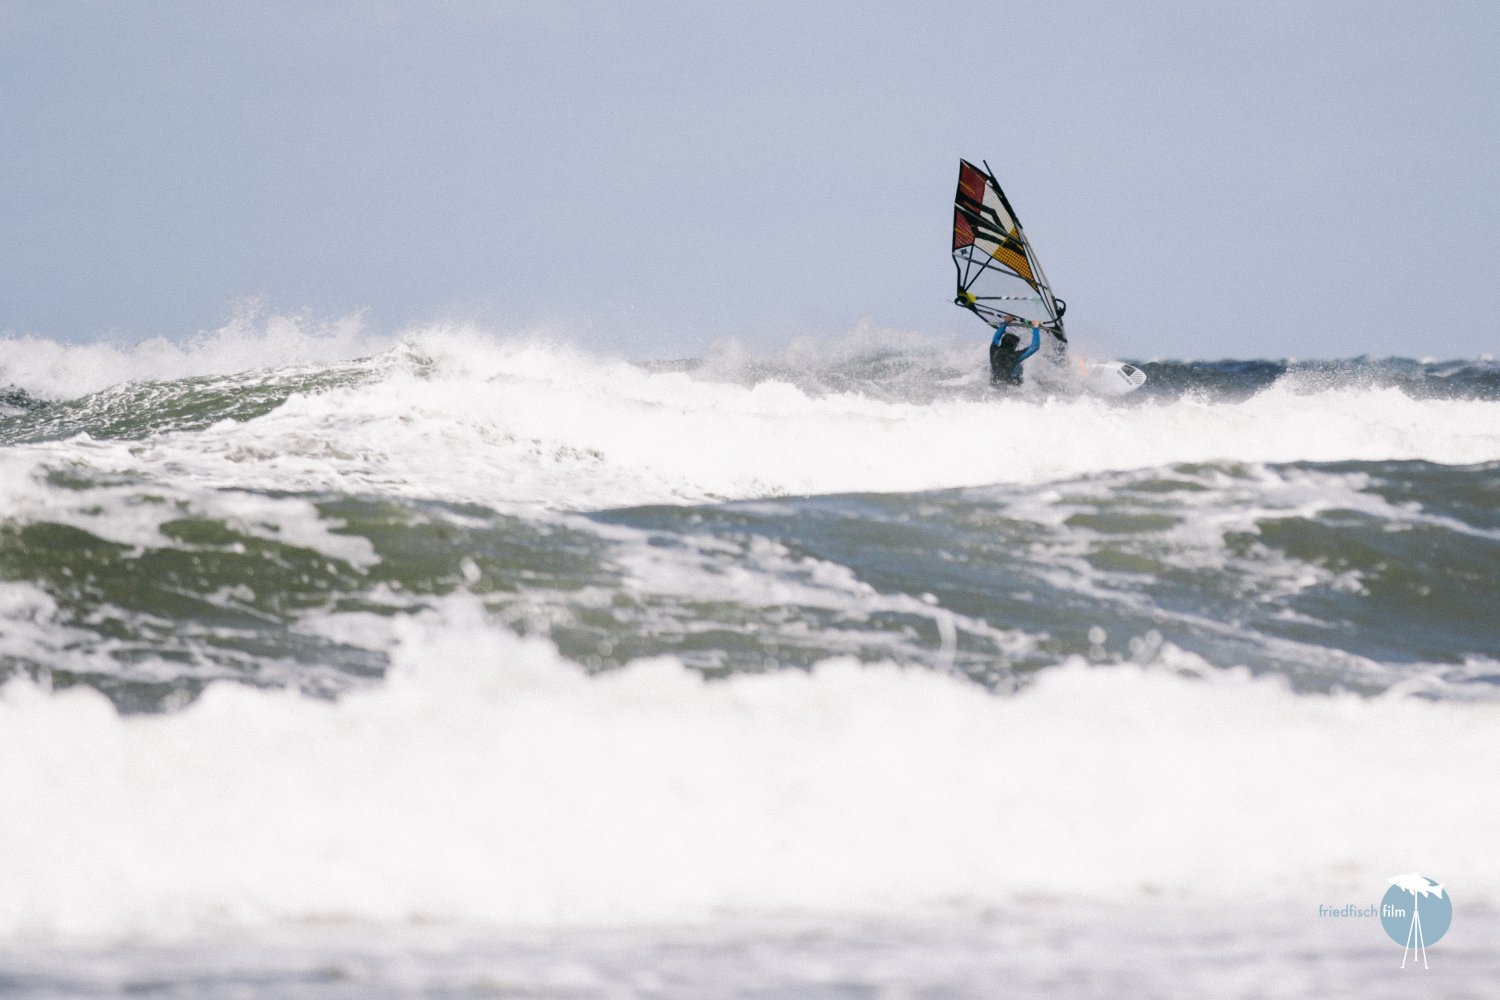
989, 323, 1041, 385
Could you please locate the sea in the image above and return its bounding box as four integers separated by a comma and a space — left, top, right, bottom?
1, 320, 1498, 998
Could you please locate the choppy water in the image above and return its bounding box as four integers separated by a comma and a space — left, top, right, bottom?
2, 323, 1498, 997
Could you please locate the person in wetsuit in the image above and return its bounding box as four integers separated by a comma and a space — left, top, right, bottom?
989, 322, 1041, 385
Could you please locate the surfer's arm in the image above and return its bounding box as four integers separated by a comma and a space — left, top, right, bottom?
1016, 326, 1041, 364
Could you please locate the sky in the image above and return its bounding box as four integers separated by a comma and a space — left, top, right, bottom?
1, 1, 1496, 360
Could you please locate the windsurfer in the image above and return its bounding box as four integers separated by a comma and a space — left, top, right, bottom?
989, 323, 1040, 385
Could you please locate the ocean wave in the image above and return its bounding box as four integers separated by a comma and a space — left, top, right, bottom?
4, 326, 1500, 512
3, 456, 1497, 708
2, 597, 1496, 944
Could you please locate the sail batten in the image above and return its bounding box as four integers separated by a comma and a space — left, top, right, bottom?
951, 159, 1066, 343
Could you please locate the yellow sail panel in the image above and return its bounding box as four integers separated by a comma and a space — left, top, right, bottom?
990, 240, 1034, 284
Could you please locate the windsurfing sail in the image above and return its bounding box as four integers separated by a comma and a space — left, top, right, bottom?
952, 159, 1067, 344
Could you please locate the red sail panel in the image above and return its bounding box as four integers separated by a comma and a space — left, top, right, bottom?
957, 160, 988, 210
953, 207, 976, 250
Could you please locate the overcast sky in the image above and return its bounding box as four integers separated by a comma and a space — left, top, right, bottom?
2, 1, 1496, 359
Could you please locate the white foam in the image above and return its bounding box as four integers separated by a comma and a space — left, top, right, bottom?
1, 597, 1496, 944
0, 310, 392, 400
